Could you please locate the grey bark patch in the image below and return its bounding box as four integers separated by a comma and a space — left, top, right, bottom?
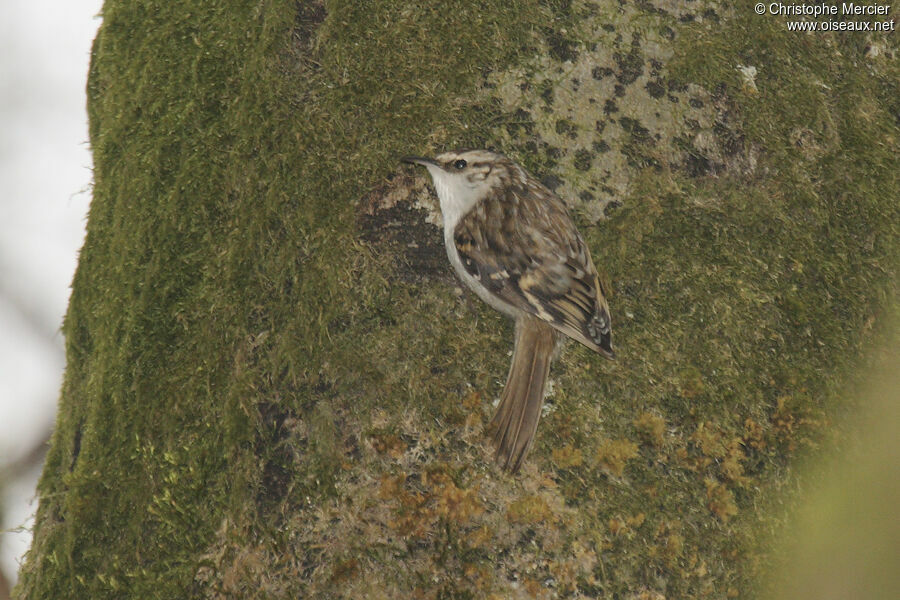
614, 35, 644, 85
573, 149, 594, 171
486, 3, 755, 220
358, 175, 450, 284
292, 1, 326, 55
256, 400, 295, 511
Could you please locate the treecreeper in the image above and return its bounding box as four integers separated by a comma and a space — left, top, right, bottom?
403, 150, 615, 473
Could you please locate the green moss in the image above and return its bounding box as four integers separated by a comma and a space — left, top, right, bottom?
15, 1, 898, 599
19, 1, 550, 597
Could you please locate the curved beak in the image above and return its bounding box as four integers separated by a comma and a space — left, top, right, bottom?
401, 155, 438, 167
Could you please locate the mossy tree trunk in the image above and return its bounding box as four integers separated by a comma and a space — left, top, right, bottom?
15, 1, 897, 598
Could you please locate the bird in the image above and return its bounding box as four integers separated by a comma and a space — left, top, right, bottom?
402, 149, 614, 473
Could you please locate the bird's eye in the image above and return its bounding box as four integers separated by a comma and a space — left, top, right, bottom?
453, 159, 467, 170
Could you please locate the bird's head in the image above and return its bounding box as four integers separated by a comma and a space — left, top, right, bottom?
402, 150, 520, 226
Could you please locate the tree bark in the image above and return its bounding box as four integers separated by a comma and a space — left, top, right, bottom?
15, 1, 898, 598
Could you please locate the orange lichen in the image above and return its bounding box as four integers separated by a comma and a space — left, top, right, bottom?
329, 558, 359, 584
742, 418, 767, 451
368, 430, 407, 459
506, 495, 556, 525
705, 479, 738, 521
596, 438, 640, 477
634, 412, 666, 448
551, 444, 584, 468
690, 423, 749, 485
432, 479, 483, 523
608, 516, 628, 536
627, 513, 646, 528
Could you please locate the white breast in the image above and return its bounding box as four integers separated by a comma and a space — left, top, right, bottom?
422, 163, 521, 318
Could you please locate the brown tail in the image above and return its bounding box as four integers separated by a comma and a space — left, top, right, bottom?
490, 317, 558, 473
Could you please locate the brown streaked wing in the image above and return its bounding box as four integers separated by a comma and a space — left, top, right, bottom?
454, 181, 613, 357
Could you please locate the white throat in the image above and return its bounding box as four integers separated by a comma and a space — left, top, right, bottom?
423, 163, 520, 319
424, 165, 482, 232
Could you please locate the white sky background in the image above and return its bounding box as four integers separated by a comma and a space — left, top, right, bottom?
0, 0, 103, 584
